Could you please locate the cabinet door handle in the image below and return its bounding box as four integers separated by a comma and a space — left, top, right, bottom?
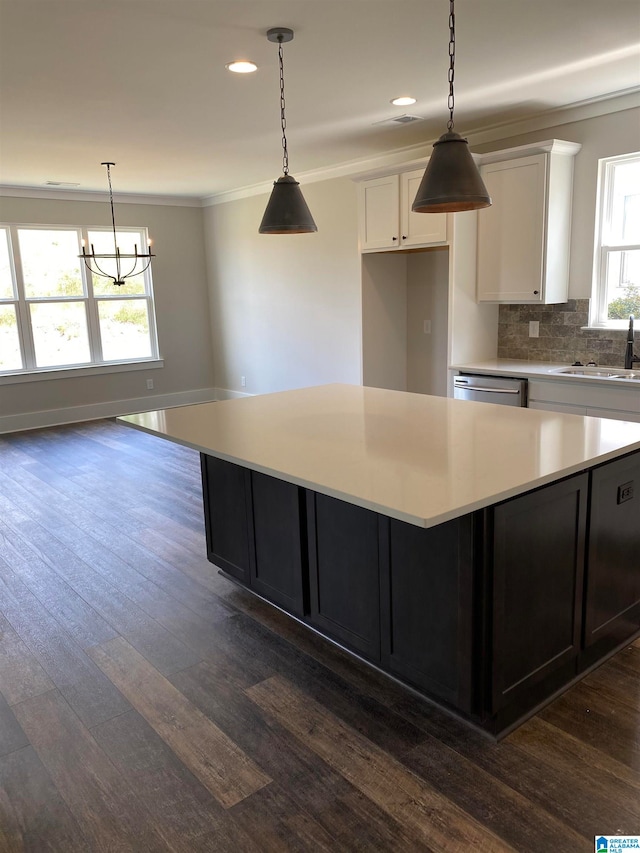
392, 236, 398, 241
533, 290, 539, 295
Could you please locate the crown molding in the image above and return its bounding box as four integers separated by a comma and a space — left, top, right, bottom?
0, 186, 202, 207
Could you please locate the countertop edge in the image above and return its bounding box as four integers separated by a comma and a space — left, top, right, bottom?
118, 413, 640, 529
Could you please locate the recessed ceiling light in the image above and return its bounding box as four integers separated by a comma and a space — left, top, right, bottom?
226, 60, 258, 74
391, 96, 417, 106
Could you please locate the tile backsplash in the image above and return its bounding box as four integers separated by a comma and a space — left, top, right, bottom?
497, 299, 633, 366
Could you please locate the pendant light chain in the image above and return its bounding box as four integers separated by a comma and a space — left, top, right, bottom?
447, 0, 456, 132
104, 162, 122, 283
278, 40, 289, 176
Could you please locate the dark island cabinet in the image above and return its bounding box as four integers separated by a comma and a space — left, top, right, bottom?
582, 452, 640, 665
201, 449, 640, 737
201, 455, 305, 615
201, 455, 252, 584
491, 473, 588, 714
382, 515, 475, 712
306, 493, 381, 661
250, 471, 305, 616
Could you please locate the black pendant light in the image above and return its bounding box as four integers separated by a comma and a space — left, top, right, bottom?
412, 0, 491, 213
259, 28, 317, 234
79, 162, 155, 286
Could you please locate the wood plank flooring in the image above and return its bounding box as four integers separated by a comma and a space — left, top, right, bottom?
0, 419, 638, 852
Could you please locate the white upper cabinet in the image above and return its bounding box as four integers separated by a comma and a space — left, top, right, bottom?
358, 169, 448, 252
477, 140, 581, 304
400, 169, 448, 248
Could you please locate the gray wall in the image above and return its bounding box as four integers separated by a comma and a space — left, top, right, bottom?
203, 176, 362, 396
0, 196, 214, 424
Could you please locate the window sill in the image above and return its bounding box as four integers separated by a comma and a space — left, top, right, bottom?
580, 325, 631, 332
0, 358, 164, 386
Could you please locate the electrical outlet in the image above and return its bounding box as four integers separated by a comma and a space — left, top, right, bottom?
423, 319, 431, 335
146, 379, 154, 390
618, 481, 634, 504
241, 376, 246, 387
529, 321, 540, 338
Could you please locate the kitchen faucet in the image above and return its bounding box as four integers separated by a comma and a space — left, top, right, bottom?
624, 314, 640, 370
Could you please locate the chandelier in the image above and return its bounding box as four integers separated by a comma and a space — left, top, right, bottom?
80, 162, 155, 286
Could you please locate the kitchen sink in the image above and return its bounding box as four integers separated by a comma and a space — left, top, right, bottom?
550, 367, 640, 380
553, 367, 624, 377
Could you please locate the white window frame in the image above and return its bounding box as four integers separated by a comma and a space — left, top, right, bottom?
590, 152, 640, 329
0, 222, 161, 380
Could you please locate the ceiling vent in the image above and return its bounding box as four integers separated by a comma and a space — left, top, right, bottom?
374, 114, 423, 127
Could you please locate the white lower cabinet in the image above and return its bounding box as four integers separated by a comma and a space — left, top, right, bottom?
585, 407, 640, 423
528, 401, 587, 415
528, 379, 640, 422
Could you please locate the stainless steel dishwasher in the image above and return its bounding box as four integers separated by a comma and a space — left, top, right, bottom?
453, 374, 528, 407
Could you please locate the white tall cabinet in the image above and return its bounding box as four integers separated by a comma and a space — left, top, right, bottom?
476, 140, 581, 304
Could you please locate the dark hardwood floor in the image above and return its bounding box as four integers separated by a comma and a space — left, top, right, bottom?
0, 419, 638, 852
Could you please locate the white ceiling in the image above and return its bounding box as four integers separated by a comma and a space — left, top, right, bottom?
1, 0, 639, 200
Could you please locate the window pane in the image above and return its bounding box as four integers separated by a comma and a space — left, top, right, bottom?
98, 299, 151, 361
608, 159, 640, 244
18, 229, 84, 298
0, 305, 22, 370
0, 229, 15, 299
88, 230, 147, 295
605, 249, 640, 320
30, 302, 90, 367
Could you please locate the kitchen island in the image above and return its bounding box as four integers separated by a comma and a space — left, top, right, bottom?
120, 384, 640, 736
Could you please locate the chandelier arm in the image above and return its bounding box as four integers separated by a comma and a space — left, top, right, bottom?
85, 257, 115, 283
119, 257, 144, 281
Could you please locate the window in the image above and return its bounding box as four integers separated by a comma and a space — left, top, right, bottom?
592, 152, 640, 327
0, 224, 159, 376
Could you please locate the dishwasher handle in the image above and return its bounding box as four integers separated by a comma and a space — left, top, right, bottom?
456, 385, 521, 394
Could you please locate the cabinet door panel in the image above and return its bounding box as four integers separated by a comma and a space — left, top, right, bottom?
308, 493, 380, 660
385, 515, 474, 709
585, 407, 640, 423
477, 154, 545, 302
250, 471, 305, 616
359, 176, 399, 251
400, 169, 448, 246
492, 474, 587, 711
584, 452, 640, 649
201, 454, 251, 583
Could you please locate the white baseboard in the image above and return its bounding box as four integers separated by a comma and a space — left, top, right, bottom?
0, 388, 218, 434
214, 387, 254, 400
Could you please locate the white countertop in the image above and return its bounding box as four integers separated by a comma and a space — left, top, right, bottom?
118, 384, 640, 529
451, 358, 640, 388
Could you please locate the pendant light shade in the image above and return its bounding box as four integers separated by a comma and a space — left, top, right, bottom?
259, 175, 317, 234
412, 131, 491, 213
412, 0, 491, 214
259, 28, 317, 235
